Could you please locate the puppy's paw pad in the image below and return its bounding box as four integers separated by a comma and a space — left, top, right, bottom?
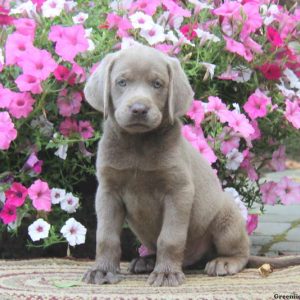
205, 257, 244, 276
147, 271, 185, 287
82, 269, 122, 285
129, 256, 155, 274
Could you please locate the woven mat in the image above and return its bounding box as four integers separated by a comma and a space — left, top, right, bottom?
0, 259, 299, 300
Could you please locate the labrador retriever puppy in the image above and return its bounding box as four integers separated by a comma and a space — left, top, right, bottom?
82, 44, 300, 287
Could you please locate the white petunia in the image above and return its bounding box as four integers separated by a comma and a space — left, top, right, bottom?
232, 103, 241, 113
60, 218, 87, 246
10, 1, 37, 18
233, 67, 252, 83
276, 80, 296, 99
51, 188, 66, 204
55, 144, 68, 160
65, 0, 77, 11
140, 24, 165, 45
121, 37, 142, 50
195, 28, 220, 46
0, 191, 5, 204
224, 187, 248, 221
110, 0, 133, 11
60, 192, 79, 213
0, 49, 4, 65
200, 62, 216, 81
283, 68, 300, 90
188, 0, 213, 10
165, 30, 179, 44
260, 4, 279, 26
28, 219, 51, 242
129, 11, 154, 30
41, 0, 65, 18
84, 29, 95, 51
73, 12, 88, 24
225, 149, 244, 171
157, 12, 183, 30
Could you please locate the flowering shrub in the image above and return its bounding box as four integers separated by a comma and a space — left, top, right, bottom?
0, 0, 300, 252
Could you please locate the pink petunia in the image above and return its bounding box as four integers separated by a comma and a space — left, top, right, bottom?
213, 1, 241, 17
240, 2, 262, 39
18, 47, 57, 80
284, 99, 300, 129
59, 118, 79, 137
15, 74, 42, 94
24, 152, 43, 174
270, 145, 286, 172
0, 203, 17, 224
13, 18, 36, 39
8, 92, 35, 119
54, 65, 71, 81
5, 182, 28, 207
243, 89, 272, 120
186, 100, 204, 125
259, 63, 281, 81
206, 96, 229, 122
190, 138, 217, 165
226, 111, 254, 139
266, 26, 283, 47
130, 0, 161, 16
246, 214, 258, 235
78, 121, 94, 139
49, 25, 89, 62
218, 127, 240, 155
260, 181, 278, 205
162, 0, 191, 18
0, 111, 17, 150
181, 124, 204, 143
249, 120, 261, 141
0, 85, 14, 109
57, 89, 83, 117
28, 179, 51, 212
223, 36, 252, 62
276, 177, 300, 205
240, 149, 258, 181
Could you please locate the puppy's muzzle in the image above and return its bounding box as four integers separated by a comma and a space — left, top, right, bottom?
130, 103, 149, 117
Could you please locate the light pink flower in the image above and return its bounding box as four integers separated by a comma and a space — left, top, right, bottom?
106, 13, 132, 38
0, 85, 14, 109
181, 124, 204, 143
28, 179, 51, 212
246, 214, 258, 235
270, 145, 286, 172
186, 100, 204, 125
0, 203, 17, 224
49, 25, 89, 62
78, 121, 94, 139
284, 99, 300, 129
218, 127, 240, 155
13, 18, 36, 39
18, 48, 57, 80
24, 152, 43, 174
240, 2, 262, 39
0, 111, 17, 150
226, 111, 254, 139
240, 149, 258, 181
243, 89, 272, 120
191, 138, 217, 165
218, 65, 239, 81
59, 118, 78, 137
213, 1, 241, 17
223, 36, 252, 62
260, 181, 278, 205
15, 74, 42, 94
57, 89, 82, 117
5, 182, 28, 208
161, 0, 191, 18
206, 96, 229, 122
276, 177, 300, 205
8, 92, 35, 119
249, 120, 261, 141
130, 0, 161, 16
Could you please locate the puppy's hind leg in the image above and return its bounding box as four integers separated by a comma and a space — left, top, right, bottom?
205, 195, 250, 276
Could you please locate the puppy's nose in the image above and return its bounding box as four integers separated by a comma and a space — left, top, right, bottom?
130, 103, 149, 116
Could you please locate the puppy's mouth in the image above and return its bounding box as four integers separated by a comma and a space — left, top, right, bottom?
123, 122, 153, 133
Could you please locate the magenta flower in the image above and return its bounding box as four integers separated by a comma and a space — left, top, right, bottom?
284, 99, 300, 129
5, 182, 28, 207
270, 145, 286, 172
15, 74, 42, 94
243, 89, 272, 120
266, 26, 283, 47
260, 181, 278, 205
49, 25, 89, 62
57, 89, 83, 117
246, 214, 258, 235
0, 111, 17, 150
54, 65, 71, 81
28, 179, 51, 212
186, 100, 204, 125
18, 48, 57, 80
13, 18, 36, 39
226, 111, 254, 139
0, 203, 17, 225
8, 92, 35, 119
78, 121, 94, 139
59, 118, 79, 137
275, 177, 300, 205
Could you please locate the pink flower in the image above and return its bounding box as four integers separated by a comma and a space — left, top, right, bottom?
240, 2, 262, 38
13, 18, 36, 39
249, 120, 261, 141
57, 89, 82, 117
240, 149, 258, 181
5, 182, 28, 207
0, 6, 14, 25
213, 1, 241, 17
162, 0, 191, 17
0, 111, 17, 150
24, 152, 43, 174
70, 63, 86, 84
5, 32, 34, 65
206, 96, 229, 121
181, 124, 204, 143
243, 89, 272, 120
276, 177, 300, 205
138, 244, 152, 257
28, 179, 51, 212
218, 127, 240, 155
186, 100, 204, 125
191, 138, 217, 165
0, 203, 17, 224
59, 118, 78, 137
266, 26, 283, 47
130, 0, 161, 16
106, 13, 133, 38
259, 63, 281, 80
54, 65, 71, 81
8, 92, 35, 119
226, 111, 254, 139
246, 214, 258, 235
15, 74, 42, 94
0, 85, 14, 109
78, 121, 94, 139
18, 48, 57, 80
218, 65, 239, 81
284, 99, 300, 129
260, 181, 278, 205
180, 24, 198, 41
223, 36, 252, 62
270, 145, 286, 172
49, 25, 89, 62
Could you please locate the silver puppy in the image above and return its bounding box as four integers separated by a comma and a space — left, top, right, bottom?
82, 45, 299, 287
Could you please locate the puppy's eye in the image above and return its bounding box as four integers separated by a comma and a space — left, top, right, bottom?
152, 80, 162, 89
117, 79, 127, 87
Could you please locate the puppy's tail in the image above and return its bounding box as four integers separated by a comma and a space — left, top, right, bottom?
247, 255, 300, 268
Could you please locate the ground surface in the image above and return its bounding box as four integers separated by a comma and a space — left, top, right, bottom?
0, 258, 299, 300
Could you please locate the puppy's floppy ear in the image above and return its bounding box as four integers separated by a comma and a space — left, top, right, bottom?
84, 53, 117, 118
167, 57, 194, 123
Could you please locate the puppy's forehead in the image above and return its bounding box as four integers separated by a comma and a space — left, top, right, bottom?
112, 47, 169, 78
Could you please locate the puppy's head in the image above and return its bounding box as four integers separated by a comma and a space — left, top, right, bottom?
84, 45, 194, 134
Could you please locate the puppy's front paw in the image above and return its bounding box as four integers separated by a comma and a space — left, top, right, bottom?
147, 270, 185, 287
129, 255, 156, 274
82, 265, 122, 284
205, 257, 247, 276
